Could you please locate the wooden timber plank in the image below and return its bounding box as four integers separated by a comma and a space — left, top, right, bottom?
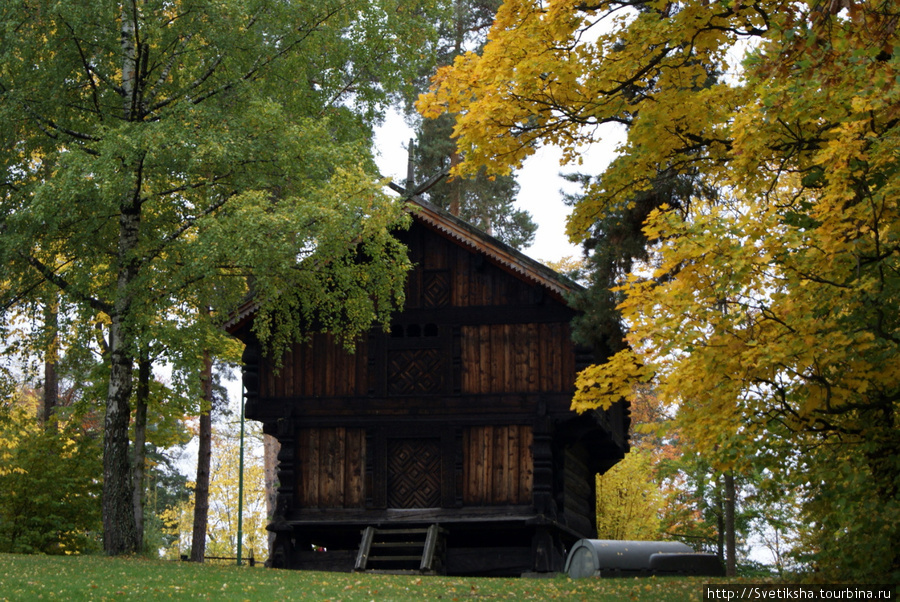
307, 429, 320, 507
279, 347, 290, 398
298, 340, 309, 397
507, 425, 520, 504
465, 427, 477, 503
490, 325, 503, 394
325, 335, 336, 399
461, 326, 474, 393
521, 426, 534, 503
478, 326, 491, 394
552, 323, 564, 390
492, 425, 508, 504
561, 323, 575, 387
482, 425, 493, 502
346, 428, 364, 508
297, 429, 310, 507
355, 340, 367, 396
503, 324, 514, 392
512, 324, 528, 392
526, 323, 539, 392
334, 427, 346, 508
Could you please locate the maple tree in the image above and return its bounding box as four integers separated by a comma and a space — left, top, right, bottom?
594, 449, 661, 541
419, 0, 900, 580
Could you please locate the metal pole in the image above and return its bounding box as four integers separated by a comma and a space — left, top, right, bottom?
236, 391, 245, 566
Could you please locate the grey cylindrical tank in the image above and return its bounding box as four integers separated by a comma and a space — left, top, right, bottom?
564, 539, 694, 578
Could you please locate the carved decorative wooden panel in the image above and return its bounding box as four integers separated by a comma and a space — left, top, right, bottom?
387, 349, 445, 394
423, 270, 451, 307
387, 438, 442, 508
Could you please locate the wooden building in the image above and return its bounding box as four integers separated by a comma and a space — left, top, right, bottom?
226, 198, 629, 576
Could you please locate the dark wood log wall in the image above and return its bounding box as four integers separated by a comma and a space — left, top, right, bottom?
462, 425, 533, 505
296, 428, 366, 509
260, 334, 367, 399
246, 221, 608, 519
460, 324, 574, 394
562, 444, 597, 537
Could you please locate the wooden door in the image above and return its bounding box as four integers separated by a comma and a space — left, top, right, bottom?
386, 438, 442, 508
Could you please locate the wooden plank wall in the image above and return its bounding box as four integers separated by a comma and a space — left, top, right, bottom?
402, 223, 539, 309
462, 425, 533, 505
260, 334, 367, 398
461, 324, 574, 393
296, 428, 365, 509
562, 445, 597, 537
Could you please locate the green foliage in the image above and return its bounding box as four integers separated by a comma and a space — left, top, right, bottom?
0, 0, 438, 551
0, 405, 101, 554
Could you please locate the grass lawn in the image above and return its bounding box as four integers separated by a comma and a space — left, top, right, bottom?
0, 553, 739, 601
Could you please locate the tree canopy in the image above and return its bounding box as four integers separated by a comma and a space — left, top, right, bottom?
419, 0, 900, 581
405, 0, 537, 249
1, 0, 437, 555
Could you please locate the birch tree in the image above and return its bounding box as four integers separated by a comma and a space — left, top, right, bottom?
1, 0, 435, 555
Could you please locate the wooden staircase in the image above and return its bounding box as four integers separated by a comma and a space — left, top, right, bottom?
354, 524, 445, 574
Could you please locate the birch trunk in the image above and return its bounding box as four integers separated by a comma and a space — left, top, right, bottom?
132, 355, 151, 553
190, 351, 214, 562
101, 0, 143, 556
103, 191, 142, 554
103, 317, 138, 554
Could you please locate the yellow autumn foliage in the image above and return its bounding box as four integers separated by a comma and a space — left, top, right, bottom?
421, 0, 900, 580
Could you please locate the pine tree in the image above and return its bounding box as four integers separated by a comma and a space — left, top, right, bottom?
410, 0, 536, 249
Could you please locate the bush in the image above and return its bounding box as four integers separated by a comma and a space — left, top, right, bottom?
0, 406, 102, 554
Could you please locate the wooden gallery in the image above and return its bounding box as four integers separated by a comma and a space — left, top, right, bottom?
227, 198, 629, 576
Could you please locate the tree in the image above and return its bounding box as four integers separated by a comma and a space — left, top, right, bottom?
1, 0, 436, 555
409, 115, 537, 248
0, 391, 102, 554
408, 0, 537, 248
419, 0, 900, 581
163, 420, 268, 564
594, 449, 661, 540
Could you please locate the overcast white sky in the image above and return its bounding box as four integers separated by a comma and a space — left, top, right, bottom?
373, 110, 624, 265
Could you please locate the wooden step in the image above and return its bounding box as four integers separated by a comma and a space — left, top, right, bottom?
354, 524, 446, 574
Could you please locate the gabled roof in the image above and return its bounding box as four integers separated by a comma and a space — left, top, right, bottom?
405, 196, 581, 302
